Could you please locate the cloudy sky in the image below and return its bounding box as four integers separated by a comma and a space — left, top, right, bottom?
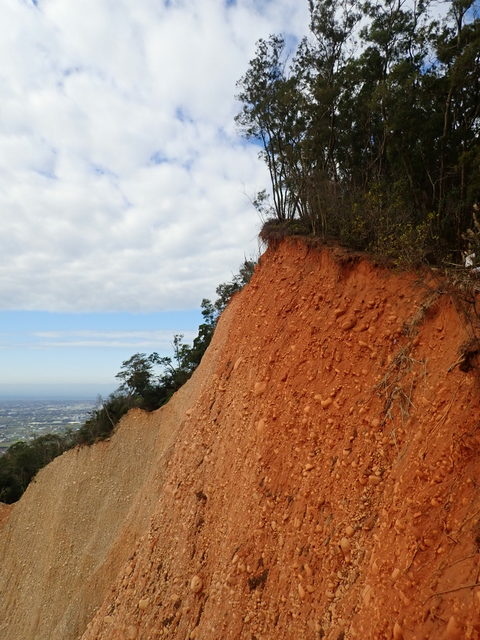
0, 0, 310, 394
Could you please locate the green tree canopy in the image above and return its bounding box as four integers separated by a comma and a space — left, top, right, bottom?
237, 0, 480, 264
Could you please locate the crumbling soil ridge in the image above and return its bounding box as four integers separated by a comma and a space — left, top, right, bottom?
0, 502, 12, 529
2, 239, 480, 640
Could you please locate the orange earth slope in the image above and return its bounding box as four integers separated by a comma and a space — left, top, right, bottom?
2, 239, 480, 640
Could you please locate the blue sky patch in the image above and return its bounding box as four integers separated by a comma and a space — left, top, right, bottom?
0, 309, 203, 392
149, 151, 169, 165
175, 106, 194, 124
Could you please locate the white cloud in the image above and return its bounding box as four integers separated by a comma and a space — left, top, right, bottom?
0, 0, 309, 311
30, 329, 198, 349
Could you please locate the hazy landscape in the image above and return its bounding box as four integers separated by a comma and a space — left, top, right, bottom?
0, 398, 95, 450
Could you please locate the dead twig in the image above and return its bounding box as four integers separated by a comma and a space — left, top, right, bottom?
447, 355, 465, 373
375, 346, 423, 423
424, 582, 480, 603
436, 553, 476, 575
458, 507, 480, 534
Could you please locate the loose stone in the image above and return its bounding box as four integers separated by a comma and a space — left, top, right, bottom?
138, 598, 150, 610
190, 575, 203, 593
126, 626, 138, 640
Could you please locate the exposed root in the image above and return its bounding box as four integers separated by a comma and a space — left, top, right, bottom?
402, 290, 442, 337
375, 346, 425, 422
424, 582, 480, 604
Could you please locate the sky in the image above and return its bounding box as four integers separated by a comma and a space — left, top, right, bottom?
0, 0, 310, 396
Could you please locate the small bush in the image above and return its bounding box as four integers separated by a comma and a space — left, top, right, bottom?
259, 218, 312, 245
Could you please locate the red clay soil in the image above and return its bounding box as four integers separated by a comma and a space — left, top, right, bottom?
2, 239, 480, 640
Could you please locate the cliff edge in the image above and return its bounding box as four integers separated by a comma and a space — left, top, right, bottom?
2, 239, 480, 640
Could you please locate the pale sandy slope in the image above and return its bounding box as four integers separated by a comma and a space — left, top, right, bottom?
0, 306, 229, 640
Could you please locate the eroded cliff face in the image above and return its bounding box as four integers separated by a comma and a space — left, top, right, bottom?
0, 339, 224, 640
2, 240, 480, 640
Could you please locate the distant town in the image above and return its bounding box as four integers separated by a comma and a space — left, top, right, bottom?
0, 398, 95, 452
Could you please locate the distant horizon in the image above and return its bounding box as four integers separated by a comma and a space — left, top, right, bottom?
0, 308, 203, 391
0, 383, 117, 401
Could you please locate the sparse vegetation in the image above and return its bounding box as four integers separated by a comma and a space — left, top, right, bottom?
237, 0, 480, 266
0, 433, 75, 503
0, 260, 255, 503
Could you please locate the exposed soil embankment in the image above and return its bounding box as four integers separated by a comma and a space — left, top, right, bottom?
2, 239, 480, 640
0, 335, 224, 640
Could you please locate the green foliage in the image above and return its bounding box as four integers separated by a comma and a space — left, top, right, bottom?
0, 434, 71, 503
235, 35, 310, 222
74, 393, 139, 445
237, 0, 480, 265
115, 353, 157, 397
0, 261, 256, 503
